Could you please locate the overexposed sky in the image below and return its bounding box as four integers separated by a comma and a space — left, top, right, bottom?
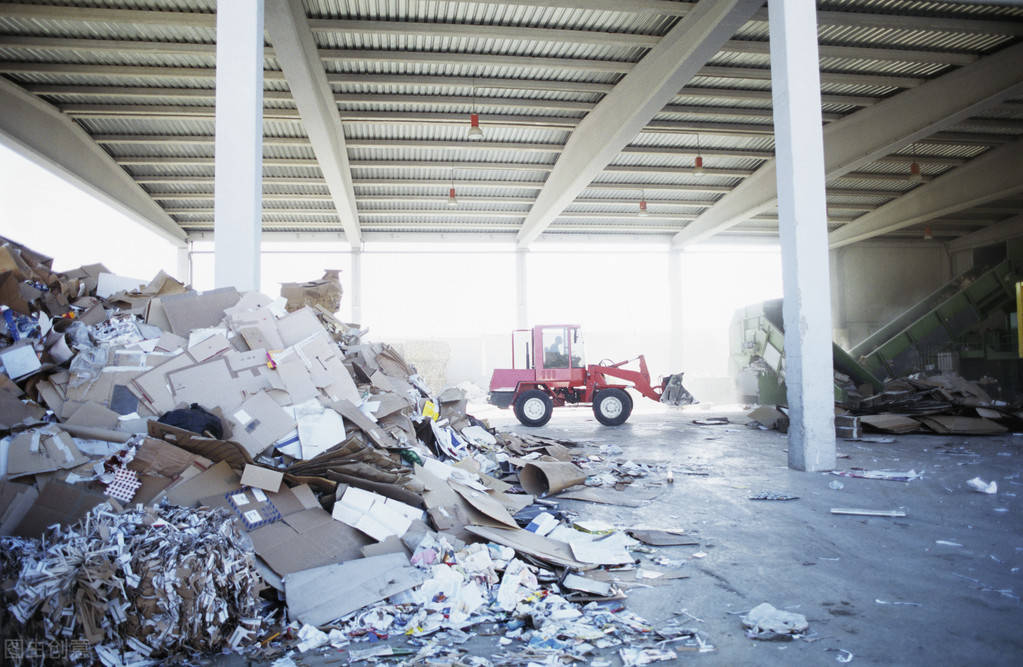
0, 144, 783, 378
0, 143, 179, 280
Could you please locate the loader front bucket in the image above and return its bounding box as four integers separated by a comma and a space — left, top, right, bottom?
660, 373, 696, 406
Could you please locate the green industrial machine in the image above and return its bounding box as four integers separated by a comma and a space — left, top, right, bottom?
730, 299, 882, 406
731, 254, 1023, 405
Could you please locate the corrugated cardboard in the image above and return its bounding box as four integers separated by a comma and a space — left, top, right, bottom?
128, 437, 213, 478
228, 392, 296, 458
279, 270, 342, 313
66, 401, 120, 430
465, 525, 592, 570
14, 480, 106, 538
263, 483, 319, 517
0, 481, 39, 535
916, 415, 1007, 435
271, 354, 316, 404
0, 376, 44, 428
7, 428, 89, 478
187, 333, 232, 362
240, 464, 284, 493
519, 462, 587, 496
297, 334, 360, 404
361, 535, 409, 558
284, 553, 425, 626
161, 460, 240, 508
147, 420, 253, 469
448, 481, 518, 528
860, 413, 920, 434
130, 352, 195, 414
334, 399, 399, 449
250, 507, 371, 576
277, 307, 326, 348
167, 358, 244, 414
160, 287, 241, 335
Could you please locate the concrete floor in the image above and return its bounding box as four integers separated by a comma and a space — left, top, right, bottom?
488, 405, 1023, 666
242, 404, 1023, 666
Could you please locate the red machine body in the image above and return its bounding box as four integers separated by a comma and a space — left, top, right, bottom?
488, 324, 693, 427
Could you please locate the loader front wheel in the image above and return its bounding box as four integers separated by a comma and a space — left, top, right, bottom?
514, 389, 553, 427
593, 388, 633, 426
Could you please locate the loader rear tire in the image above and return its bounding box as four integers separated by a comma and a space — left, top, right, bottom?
514, 389, 553, 427
593, 388, 632, 426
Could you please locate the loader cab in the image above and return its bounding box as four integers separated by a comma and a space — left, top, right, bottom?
533, 325, 585, 381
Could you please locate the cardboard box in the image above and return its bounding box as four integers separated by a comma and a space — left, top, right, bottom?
240, 464, 284, 493
226, 487, 281, 530
279, 270, 342, 313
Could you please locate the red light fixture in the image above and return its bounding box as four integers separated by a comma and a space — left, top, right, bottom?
448, 169, 458, 206
468, 112, 483, 139
639, 199, 649, 216
909, 161, 922, 183
923, 224, 933, 240
468, 81, 483, 139
694, 133, 704, 174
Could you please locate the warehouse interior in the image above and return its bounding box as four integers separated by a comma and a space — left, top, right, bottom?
0, 1, 1021, 665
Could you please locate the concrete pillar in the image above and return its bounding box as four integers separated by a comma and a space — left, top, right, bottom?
769, 1, 836, 472
350, 247, 363, 323
515, 248, 529, 329
213, 0, 263, 291
175, 244, 192, 285
668, 249, 685, 372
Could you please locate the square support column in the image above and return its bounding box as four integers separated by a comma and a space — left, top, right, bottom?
515, 248, 529, 329
668, 249, 685, 373
214, 0, 263, 291
350, 247, 363, 324
769, 2, 836, 472
176, 244, 192, 285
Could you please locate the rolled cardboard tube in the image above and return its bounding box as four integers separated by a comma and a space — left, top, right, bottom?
59, 423, 131, 443
519, 461, 586, 496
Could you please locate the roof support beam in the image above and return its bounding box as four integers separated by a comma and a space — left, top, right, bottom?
0, 77, 184, 244
947, 213, 1023, 254
516, 0, 761, 247
672, 41, 1023, 247
265, 0, 361, 246
828, 140, 1023, 248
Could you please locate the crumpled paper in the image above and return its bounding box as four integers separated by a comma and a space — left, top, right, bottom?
741, 602, 808, 640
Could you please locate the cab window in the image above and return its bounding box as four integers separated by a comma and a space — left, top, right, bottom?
542, 328, 569, 368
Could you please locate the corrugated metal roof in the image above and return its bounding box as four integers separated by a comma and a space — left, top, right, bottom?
303, 1, 682, 34
0, 0, 1018, 241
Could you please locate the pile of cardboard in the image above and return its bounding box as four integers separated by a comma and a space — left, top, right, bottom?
0, 236, 701, 665
838, 372, 1019, 436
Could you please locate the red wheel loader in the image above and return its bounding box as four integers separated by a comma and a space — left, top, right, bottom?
488, 325, 695, 427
